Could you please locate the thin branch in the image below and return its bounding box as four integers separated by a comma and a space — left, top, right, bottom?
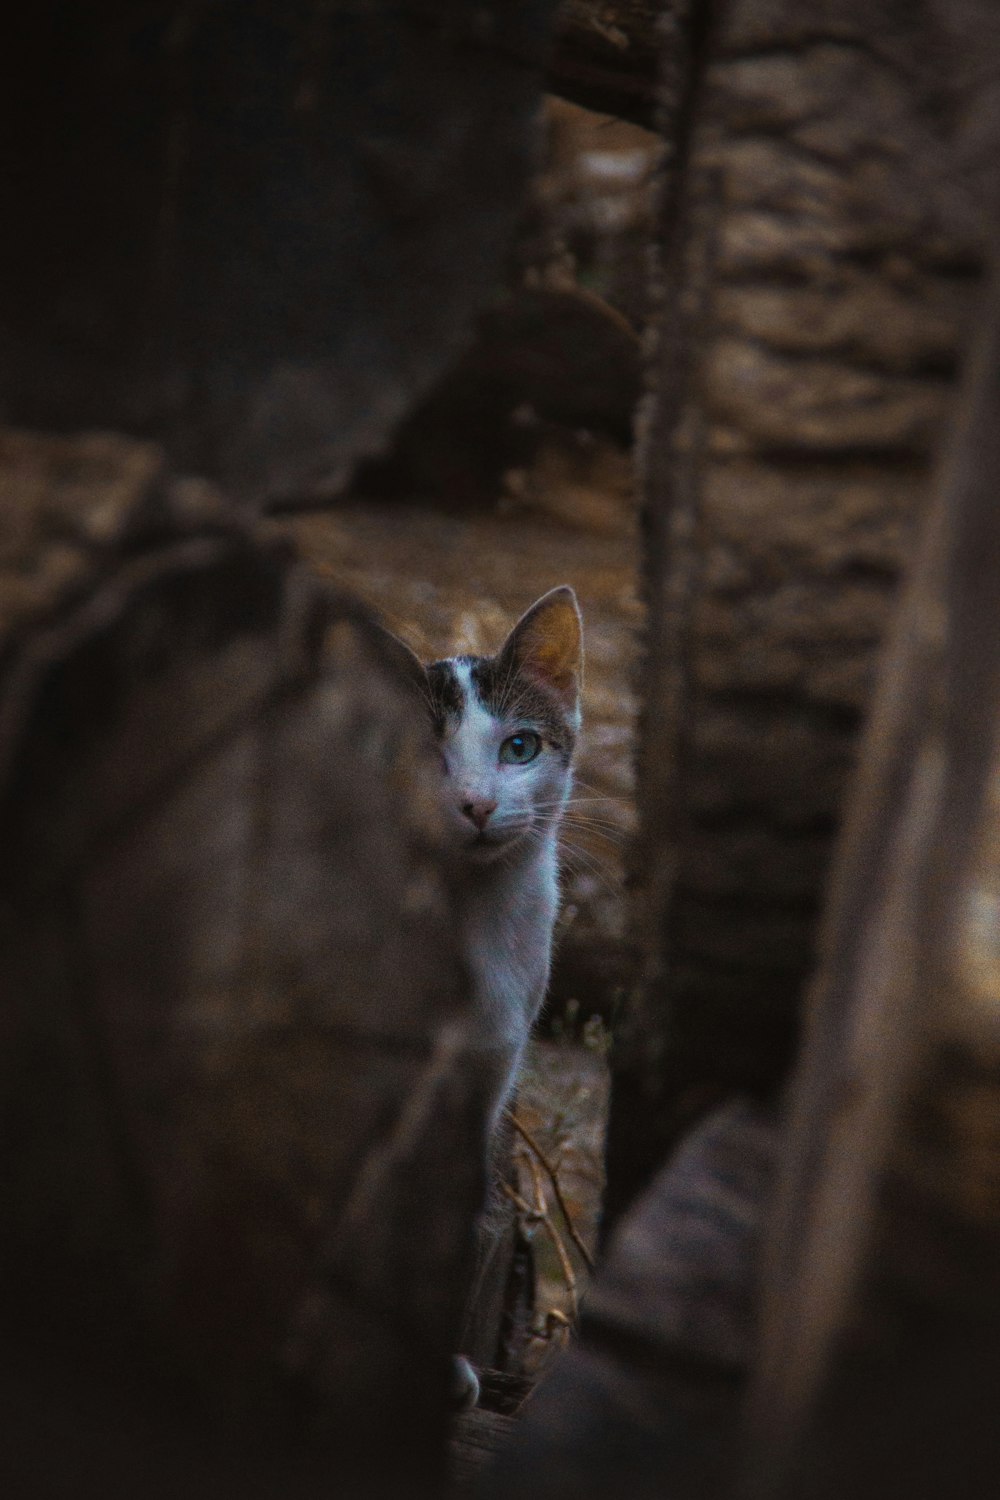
525, 1149, 579, 1320
504, 1172, 580, 1322
507, 1110, 597, 1271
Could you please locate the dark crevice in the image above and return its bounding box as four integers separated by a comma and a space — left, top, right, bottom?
678, 806, 841, 838
706, 447, 927, 478
716, 249, 981, 284
693, 685, 862, 730
711, 325, 961, 382
57, 881, 156, 1256
673, 885, 824, 919
716, 442, 934, 468
689, 808, 846, 842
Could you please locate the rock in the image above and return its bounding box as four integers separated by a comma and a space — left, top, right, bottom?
0, 428, 481, 1498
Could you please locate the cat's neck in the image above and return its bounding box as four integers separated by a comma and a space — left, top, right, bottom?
463, 819, 558, 890
461, 822, 560, 1039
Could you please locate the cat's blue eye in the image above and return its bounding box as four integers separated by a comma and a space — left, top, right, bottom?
499, 731, 542, 766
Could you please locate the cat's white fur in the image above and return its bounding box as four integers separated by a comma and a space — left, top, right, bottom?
394, 590, 582, 1405
435, 621, 581, 1132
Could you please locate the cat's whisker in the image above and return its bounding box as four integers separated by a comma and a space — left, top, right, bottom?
557, 807, 631, 831
559, 829, 619, 863
558, 859, 620, 904
560, 804, 629, 828
560, 825, 628, 848
559, 823, 612, 857
559, 807, 629, 829
557, 840, 622, 898
566, 774, 620, 798
532, 796, 620, 810
527, 808, 627, 830
561, 831, 627, 851
570, 776, 630, 805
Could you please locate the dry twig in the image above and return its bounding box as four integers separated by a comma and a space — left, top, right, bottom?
507, 1109, 597, 1271
502, 1177, 579, 1321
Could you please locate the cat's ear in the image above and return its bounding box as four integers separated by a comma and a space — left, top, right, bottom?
373, 625, 428, 701
501, 586, 582, 707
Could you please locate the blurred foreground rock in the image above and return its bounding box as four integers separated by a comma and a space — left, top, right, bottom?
480, 1101, 778, 1499
746, 267, 1000, 1500
0, 1, 555, 502
0, 429, 481, 1499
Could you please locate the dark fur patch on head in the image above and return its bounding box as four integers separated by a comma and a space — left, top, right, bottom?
426, 659, 465, 735
468, 654, 577, 762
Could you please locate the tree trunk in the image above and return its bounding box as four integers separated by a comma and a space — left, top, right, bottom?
479, 1099, 779, 1500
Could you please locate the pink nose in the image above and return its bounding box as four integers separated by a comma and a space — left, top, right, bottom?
462, 797, 497, 831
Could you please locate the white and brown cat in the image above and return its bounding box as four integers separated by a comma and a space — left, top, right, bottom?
389, 587, 583, 1406
402, 586, 582, 1130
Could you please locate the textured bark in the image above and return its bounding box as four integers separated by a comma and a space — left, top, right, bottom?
0, 435, 481, 1498
607, 0, 986, 1220
0, 2, 555, 504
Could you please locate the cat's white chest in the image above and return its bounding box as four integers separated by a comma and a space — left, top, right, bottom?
462, 840, 559, 1066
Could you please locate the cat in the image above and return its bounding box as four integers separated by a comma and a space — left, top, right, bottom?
395, 585, 583, 1133
388, 586, 584, 1409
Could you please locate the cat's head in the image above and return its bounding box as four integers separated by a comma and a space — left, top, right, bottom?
390, 588, 583, 863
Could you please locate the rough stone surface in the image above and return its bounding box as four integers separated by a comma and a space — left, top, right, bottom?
547, 0, 688, 127
749, 271, 1000, 1500
0, 2, 556, 503
0, 433, 480, 1498
481, 1102, 779, 1500
611, 0, 986, 1216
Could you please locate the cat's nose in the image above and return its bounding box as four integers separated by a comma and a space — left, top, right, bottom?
461, 797, 497, 831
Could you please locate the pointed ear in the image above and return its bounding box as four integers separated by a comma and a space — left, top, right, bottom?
372, 624, 428, 701
500, 586, 583, 707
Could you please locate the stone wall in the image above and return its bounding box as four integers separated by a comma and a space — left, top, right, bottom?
611, 0, 986, 1206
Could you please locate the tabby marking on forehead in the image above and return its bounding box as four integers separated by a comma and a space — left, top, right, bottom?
427, 652, 577, 758
426, 658, 465, 734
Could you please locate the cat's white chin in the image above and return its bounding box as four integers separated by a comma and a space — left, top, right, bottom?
463, 827, 530, 862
